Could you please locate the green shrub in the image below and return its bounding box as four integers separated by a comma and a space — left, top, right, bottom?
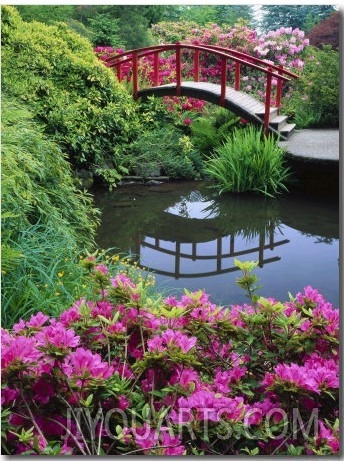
87, 13, 124, 47
1, 95, 101, 326
204, 126, 292, 197
1, 95, 99, 246
119, 126, 203, 180
1, 6, 141, 174
285, 45, 339, 128
190, 108, 242, 155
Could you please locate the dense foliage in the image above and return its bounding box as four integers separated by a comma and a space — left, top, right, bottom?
306, 12, 340, 50
259, 5, 336, 33
1, 95, 100, 327
204, 126, 291, 197
284, 45, 339, 128
1, 258, 339, 455
1, 6, 140, 176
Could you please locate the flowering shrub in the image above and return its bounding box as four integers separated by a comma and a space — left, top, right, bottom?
95, 22, 310, 119
2, 258, 339, 455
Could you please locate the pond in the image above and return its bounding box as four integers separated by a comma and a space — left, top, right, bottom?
93, 181, 339, 308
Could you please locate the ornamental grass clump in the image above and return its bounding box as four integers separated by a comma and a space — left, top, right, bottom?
1, 257, 339, 455
204, 126, 292, 197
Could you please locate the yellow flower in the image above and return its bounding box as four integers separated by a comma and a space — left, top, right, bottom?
58, 271, 64, 278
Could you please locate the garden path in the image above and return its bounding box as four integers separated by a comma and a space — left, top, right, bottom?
279, 129, 339, 163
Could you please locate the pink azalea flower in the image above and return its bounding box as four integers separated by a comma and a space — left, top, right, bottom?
63, 347, 113, 381
59, 306, 81, 326
110, 274, 136, 289
118, 395, 130, 410
1, 328, 11, 345
12, 319, 26, 333
35, 323, 80, 350
169, 367, 200, 391
26, 311, 50, 329
94, 264, 108, 275
2, 336, 41, 369
160, 429, 185, 455
263, 363, 320, 394
108, 321, 126, 335
147, 329, 196, 354
1, 387, 19, 405
317, 420, 339, 453
91, 300, 115, 319
134, 423, 159, 451
162, 329, 197, 353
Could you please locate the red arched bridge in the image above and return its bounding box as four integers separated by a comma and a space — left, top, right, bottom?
104, 43, 299, 139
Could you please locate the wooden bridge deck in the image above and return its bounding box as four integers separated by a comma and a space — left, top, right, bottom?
138, 82, 295, 140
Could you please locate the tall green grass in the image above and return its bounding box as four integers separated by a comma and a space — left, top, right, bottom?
204, 126, 292, 197
1, 224, 87, 328
1, 95, 101, 328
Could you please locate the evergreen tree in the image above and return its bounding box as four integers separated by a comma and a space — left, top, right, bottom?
259, 5, 336, 33
15, 5, 75, 24
215, 5, 254, 26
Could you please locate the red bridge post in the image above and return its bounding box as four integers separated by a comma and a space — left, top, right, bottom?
220, 57, 227, 106
194, 49, 200, 82
264, 68, 272, 136
153, 52, 159, 87
235, 62, 241, 91
132, 51, 138, 100
275, 65, 284, 112
175, 42, 182, 96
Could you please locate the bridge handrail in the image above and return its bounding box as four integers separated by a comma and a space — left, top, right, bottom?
104, 43, 293, 83
103, 42, 299, 134
195, 44, 299, 80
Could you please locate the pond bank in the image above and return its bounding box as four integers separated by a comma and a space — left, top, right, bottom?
279, 129, 339, 196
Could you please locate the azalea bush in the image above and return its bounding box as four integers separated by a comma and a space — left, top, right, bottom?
2, 258, 339, 455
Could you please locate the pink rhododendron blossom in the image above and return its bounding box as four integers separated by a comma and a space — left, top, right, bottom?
26, 311, 50, 329
262, 363, 320, 394
1, 387, 19, 405
148, 329, 197, 354
35, 323, 80, 350
245, 397, 281, 425
63, 347, 113, 381
91, 300, 115, 319
2, 266, 339, 456
1, 336, 41, 369
94, 264, 108, 275
134, 423, 159, 451
316, 420, 339, 453
169, 367, 200, 391
110, 274, 136, 289
214, 365, 246, 393
59, 306, 81, 326
173, 390, 245, 422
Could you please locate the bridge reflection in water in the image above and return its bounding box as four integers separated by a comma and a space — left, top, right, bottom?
130, 189, 289, 279
141, 230, 289, 279
93, 181, 339, 306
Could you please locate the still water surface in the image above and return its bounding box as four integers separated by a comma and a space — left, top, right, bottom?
93, 181, 339, 308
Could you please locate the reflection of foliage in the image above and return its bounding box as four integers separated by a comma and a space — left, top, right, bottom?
302, 234, 335, 245
200, 188, 282, 238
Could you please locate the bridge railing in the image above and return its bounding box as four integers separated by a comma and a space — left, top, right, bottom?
104, 43, 299, 133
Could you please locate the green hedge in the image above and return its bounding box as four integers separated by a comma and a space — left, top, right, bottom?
1, 6, 141, 170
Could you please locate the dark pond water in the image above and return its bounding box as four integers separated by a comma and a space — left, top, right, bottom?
93, 181, 339, 308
